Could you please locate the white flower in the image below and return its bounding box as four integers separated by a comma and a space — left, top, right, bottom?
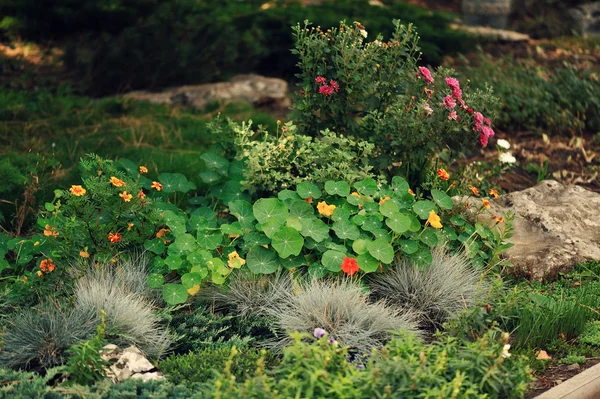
498, 152, 517, 164
496, 139, 511, 150
360, 29, 368, 38
501, 344, 511, 358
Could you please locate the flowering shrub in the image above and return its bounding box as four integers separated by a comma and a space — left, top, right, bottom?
291, 20, 498, 185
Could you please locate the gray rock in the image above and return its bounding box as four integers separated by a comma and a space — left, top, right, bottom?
450, 24, 530, 42
567, 363, 582, 371
457, 180, 600, 280
102, 344, 165, 383
123, 74, 290, 110
568, 2, 600, 36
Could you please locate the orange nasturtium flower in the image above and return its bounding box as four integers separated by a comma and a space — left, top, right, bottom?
39, 258, 56, 273
492, 214, 504, 223
482, 199, 491, 209
43, 225, 59, 238
317, 201, 336, 217
228, 251, 246, 268
80, 249, 90, 258
138, 189, 146, 199
426, 210, 443, 229
139, 165, 148, 174
127, 223, 134, 231
469, 186, 480, 196
489, 189, 499, 199
379, 196, 391, 205
36, 270, 43, 277
341, 257, 360, 276
408, 189, 416, 197
70, 185, 87, 196
437, 168, 450, 181
119, 191, 133, 202
151, 181, 163, 191
110, 176, 126, 187
108, 232, 122, 244
304, 196, 313, 204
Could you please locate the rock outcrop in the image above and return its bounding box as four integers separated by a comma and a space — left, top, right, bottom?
101, 344, 164, 383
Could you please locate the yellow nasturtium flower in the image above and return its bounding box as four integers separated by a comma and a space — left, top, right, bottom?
187, 284, 201, 296
426, 210, 443, 229
317, 201, 336, 217
228, 251, 246, 268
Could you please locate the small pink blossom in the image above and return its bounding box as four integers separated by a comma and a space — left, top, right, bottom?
479, 133, 489, 147
482, 125, 495, 138
329, 80, 339, 92
319, 85, 334, 96
473, 112, 484, 125
442, 95, 456, 109
452, 86, 462, 99
423, 103, 433, 116
445, 77, 460, 89
315, 76, 326, 84
484, 117, 491, 126
417, 67, 434, 84
448, 110, 460, 120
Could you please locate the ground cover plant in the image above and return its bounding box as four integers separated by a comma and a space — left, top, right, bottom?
1, 11, 595, 399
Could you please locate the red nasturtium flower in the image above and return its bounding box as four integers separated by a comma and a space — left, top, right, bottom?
151, 181, 163, 191
108, 232, 122, 244
341, 257, 359, 276
437, 168, 450, 181
469, 186, 480, 196
39, 258, 56, 273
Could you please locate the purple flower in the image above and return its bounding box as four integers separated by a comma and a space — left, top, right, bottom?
356, 364, 365, 370
313, 328, 327, 338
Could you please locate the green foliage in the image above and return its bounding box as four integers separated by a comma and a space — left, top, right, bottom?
579, 321, 600, 347
64, 310, 109, 386
559, 354, 586, 365
223, 119, 377, 194
457, 52, 600, 135
508, 0, 591, 38
291, 20, 497, 185
161, 344, 275, 387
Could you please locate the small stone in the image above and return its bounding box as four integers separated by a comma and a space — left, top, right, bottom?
567, 363, 581, 371
130, 372, 165, 382
536, 350, 552, 360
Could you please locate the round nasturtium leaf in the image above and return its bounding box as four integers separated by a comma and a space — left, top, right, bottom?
450, 215, 465, 226
246, 246, 280, 274
229, 200, 256, 230
431, 189, 454, 210
391, 176, 409, 194
218, 180, 249, 204
419, 229, 439, 248
324, 181, 351, 197
367, 238, 394, 264
352, 239, 370, 255
196, 231, 223, 250
144, 238, 165, 255
174, 234, 199, 253
300, 218, 330, 242
321, 250, 346, 272
181, 272, 203, 289
261, 217, 283, 239
332, 219, 360, 240
379, 200, 400, 218
286, 216, 303, 232
385, 212, 411, 234
147, 273, 164, 289
278, 190, 301, 206
162, 284, 188, 305
165, 255, 183, 270
357, 253, 380, 273
190, 265, 209, 279
271, 227, 304, 258
200, 152, 229, 172
253, 198, 288, 225
399, 240, 419, 255
158, 173, 196, 193
354, 178, 378, 196
412, 200, 437, 219
297, 181, 322, 199
289, 200, 316, 222
408, 247, 433, 267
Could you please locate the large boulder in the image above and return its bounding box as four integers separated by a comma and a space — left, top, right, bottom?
124, 74, 291, 110
568, 2, 600, 36
460, 180, 600, 280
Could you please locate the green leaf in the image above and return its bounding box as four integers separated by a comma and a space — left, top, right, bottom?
190, 264, 209, 279
229, 200, 256, 230
261, 217, 283, 239
321, 250, 346, 272
246, 246, 280, 274
117, 158, 139, 177
289, 200, 316, 222
196, 231, 223, 250
379, 200, 399, 217
361, 216, 382, 232
144, 238, 165, 255
253, 198, 288, 225
332, 219, 360, 240
200, 152, 229, 173
221, 223, 243, 236
352, 239, 369, 255
44, 202, 55, 212
278, 190, 301, 206
286, 216, 303, 232
431, 189, 453, 210
147, 274, 164, 289
357, 253, 380, 272
158, 173, 196, 193
300, 218, 330, 242
420, 229, 439, 248
190, 207, 217, 228
367, 238, 394, 264
187, 250, 211, 265
174, 234, 198, 252
331, 207, 352, 222
412, 200, 436, 219
181, 272, 203, 289
399, 240, 419, 255
354, 178, 378, 196
391, 176, 409, 194
243, 232, 270, 248
324, 181, 350, 197
308, 263, 328, 279
450, 215, 465, 226
271, 227, 304, 258
218, 180, 248, 204
163, 284, 188, 305
297, 182, 322, 199
408, 247, 433, 266
189, 215, 209, 232
165, 255, 183, 270
385, 212, 411, 234
199, 171, 222, 184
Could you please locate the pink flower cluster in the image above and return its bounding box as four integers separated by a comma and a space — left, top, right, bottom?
417, 67, 434, 84
315, 76, 339, 96
473, 111, 495, 146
